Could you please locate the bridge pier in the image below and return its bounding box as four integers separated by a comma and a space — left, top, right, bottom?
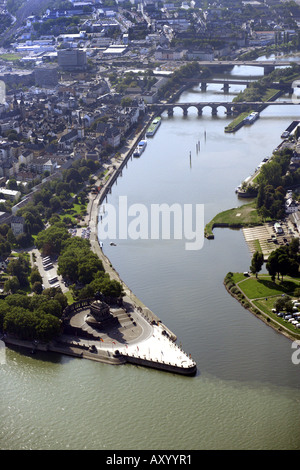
200, 82, 207, 91
168, 108, 173, 116
222, 83, 230, 93
263, 65, 275, 75
197, 107, 203, 116
183, 108, 188, 116
211, 106, 217, 115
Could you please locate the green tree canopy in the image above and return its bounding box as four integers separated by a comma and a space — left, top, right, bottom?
250, 250, 264, 278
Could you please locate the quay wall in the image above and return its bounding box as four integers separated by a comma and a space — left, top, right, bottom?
98, 113, 155, 204
2, 334, 196, 375
91, 115, 178, 342
121, 353, 197, 376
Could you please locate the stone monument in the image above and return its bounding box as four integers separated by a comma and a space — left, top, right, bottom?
85, 298, 115, 329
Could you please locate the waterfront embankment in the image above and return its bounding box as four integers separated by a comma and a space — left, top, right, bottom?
85, 114, 196, 375
224, 272, 300, 342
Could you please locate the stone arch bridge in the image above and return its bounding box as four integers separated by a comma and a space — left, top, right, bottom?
149, 100, 299, 116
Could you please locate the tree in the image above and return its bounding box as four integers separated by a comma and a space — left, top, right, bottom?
278, 252, 290, 280
250, 251, 264, 278
6, 255, 30, 288
266, 250, 280, 281
266, 245, 300, 281
4, 276, 20, 293
32, 281, 43, 295
274, 295, 291, 312
294, 287, 300, 298
36, 223, 71, 256
30, 267, 42, 286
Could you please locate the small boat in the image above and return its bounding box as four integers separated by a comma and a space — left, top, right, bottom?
133, 147, 140, 157
138, 140, 147, 154
281, 130, 290, 138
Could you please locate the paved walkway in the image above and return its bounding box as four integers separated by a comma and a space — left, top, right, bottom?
243, 219, 299, 260
65, 119, 197, 372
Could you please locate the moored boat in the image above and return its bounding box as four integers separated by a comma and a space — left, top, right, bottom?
146, 117, 161, 137
137, 139, 147, 154
244, 111, 259, 125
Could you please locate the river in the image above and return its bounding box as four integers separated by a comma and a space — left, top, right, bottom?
1, 62, 300, 451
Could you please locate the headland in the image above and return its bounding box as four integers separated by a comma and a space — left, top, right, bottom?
2, 114, 197, 377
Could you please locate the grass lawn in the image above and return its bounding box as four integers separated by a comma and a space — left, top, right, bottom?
0, 53, 21, 61
224, 111, 249, 133
60, 203, 87, 224
64, 290, 74, 305
205, 201, 263, 237
229, 273, 300, 337
236, 274, 300, 299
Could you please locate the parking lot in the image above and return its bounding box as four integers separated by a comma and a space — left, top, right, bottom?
243, 217, 299, 260
68, 226, 91, 240
32, 250, 67, 292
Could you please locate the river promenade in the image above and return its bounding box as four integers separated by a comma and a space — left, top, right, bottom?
79, 114, 197, 375
3, 120, 197, 375
0, 113, 196, 376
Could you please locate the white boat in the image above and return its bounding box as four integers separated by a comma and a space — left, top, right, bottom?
133, 147, 140, 157
244, 111, 259, 125
138, 140, 147, 153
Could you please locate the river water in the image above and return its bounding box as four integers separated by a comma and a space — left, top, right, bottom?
1, 63, 300, 451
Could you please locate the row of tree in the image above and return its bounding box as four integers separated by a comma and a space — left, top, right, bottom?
254, 148, 294, 220
250, 238, 300, 280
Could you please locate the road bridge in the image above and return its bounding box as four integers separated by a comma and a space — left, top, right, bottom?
196, 59, 297, 74
150, 100, 299, 116
198, 79, 293, 93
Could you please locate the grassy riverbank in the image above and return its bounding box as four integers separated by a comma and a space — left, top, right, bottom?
224, 111, 249, 133
224, 272, 300, 340
205, 201, 263, 238
224, 88, 280, 133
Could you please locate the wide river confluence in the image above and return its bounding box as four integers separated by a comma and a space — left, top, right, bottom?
1, 62, 300, 450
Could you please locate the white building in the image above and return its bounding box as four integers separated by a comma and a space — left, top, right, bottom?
285, 197, 299, 214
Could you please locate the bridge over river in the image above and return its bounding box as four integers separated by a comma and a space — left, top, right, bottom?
150, 100, 300, 116
195, 59, 298, 74
198, 79, 293, 93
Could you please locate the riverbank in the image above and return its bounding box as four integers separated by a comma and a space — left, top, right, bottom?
224, 272, 300, 342
224, 89, 284, 133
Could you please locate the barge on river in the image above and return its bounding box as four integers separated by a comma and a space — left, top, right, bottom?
146, 117, 161, 137
244, 111, 259, 125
